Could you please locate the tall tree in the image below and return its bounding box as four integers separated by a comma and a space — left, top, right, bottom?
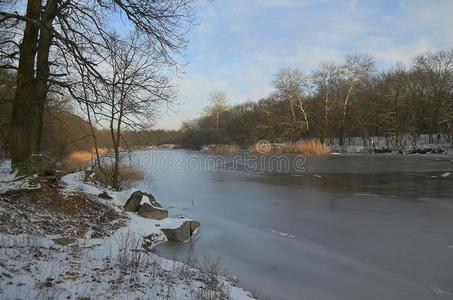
205, 92, 228, 130
0, 0, 193, 165
273, 68, 311, 138
312, 62, 341, 143
338, 54, 375, 146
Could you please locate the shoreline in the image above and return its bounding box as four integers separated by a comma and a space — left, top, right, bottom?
0, 162, 254, 300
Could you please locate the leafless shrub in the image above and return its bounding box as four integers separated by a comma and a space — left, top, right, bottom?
114, 232, 149, 282
60, 157, 91, 173
92, 163, 144, 188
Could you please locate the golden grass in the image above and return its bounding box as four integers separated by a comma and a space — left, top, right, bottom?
67, 148, 109, 161
60, 157, 90, 173
204, 144, 242, 153
284, 140, 328, 155
250, 139, 328, 155
61, 148, 110, 173
92, 164, 144, 187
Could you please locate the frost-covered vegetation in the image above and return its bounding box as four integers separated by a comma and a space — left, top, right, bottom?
0, 162, 254, 300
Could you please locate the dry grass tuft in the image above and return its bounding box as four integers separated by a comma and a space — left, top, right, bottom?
284, 140, 329, 155
92, 164, 144, 187
60, 157, 90, 173
204, 144, 242, 153
60, 148, 110, 173
250, 139, 328, 155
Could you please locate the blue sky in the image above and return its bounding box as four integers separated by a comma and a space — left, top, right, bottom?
156, 0, 453, 129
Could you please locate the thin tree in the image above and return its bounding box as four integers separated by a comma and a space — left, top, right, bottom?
82, 31, 174, 190
273, 68, 311, 138
312, 62, 341, 143
205, 92, 228, 131
338, 54, 375, 146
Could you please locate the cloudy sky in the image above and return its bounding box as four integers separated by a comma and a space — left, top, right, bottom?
156, 0, 453, 129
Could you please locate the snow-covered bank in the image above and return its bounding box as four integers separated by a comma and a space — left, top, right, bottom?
327, 134, 452, 154
0, 163, 254, 299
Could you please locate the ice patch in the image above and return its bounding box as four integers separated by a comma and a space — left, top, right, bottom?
432, 286, 451, 296
353, 193, 380, 197
267, 229, 296, 238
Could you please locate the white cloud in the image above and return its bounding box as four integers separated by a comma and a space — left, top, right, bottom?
154, 0, 453, 129
257, 0, 320, 7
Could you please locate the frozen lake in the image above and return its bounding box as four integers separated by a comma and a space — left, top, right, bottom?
133, 150, 453, 300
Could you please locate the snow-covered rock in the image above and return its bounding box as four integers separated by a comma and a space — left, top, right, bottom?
137, 202, 168, 220
161, 220, 201, 242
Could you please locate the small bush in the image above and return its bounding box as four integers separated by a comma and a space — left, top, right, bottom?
60, 157, 90, 173
92, 163, 144, 188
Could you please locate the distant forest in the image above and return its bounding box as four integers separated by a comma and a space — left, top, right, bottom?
1, 50, 452, 158
177, 50, 453, 149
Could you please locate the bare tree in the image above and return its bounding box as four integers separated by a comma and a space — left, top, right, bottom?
273, 68, 311, 138
338, 54, 375, 146
205, 92, 228, 130
412, 50, 453, 142
81, 31, 175, 189
0, 0, 193, 165
312, 62, 341, 143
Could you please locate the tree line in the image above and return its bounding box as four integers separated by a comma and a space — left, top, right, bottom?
1, 0, 193, 189
177, 51, 453, 150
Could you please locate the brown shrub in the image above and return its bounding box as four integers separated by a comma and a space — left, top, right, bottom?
250, 139, 328, 155
60, 148, 110, 173
284, 140, 329, 155
60, 157, 90, 173
92, 164, 144, 188
204, 144, 241, 153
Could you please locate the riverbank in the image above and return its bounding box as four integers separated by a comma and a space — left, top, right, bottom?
0, 161, 254, 299
197, 134, 452, 155
131, 149, 453, 300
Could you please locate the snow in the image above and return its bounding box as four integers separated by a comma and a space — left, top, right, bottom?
0, 161, 41, 195
0, 165, 255, 300
267, 229, 296, 239
326, 133, 453, 154
140, 194, 151, 205
159, 218, 191, 230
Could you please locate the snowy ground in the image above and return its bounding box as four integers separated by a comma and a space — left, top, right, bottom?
0, 162, 254, 300
327, 134, 452, 154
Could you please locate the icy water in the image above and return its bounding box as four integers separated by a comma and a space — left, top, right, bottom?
133, 149, 453, 300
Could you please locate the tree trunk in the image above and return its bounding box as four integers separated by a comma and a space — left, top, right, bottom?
10, 0, 41, 165
298, 99, 310, 138
339, 81, 356, 146
216, 111, 219, 130
32, 0, 57, 153
322, 90, 329, 144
